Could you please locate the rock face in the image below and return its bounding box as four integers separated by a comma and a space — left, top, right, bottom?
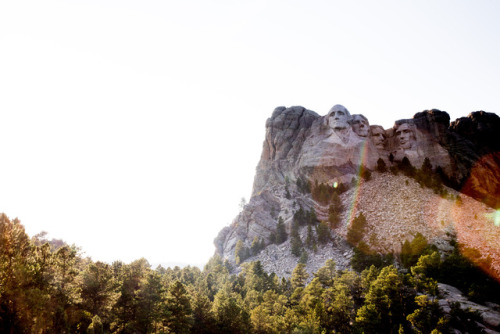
438, 283, 500, 331
214, 104, 500, 278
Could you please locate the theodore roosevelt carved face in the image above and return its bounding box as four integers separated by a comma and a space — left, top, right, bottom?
370, 125, 386, 149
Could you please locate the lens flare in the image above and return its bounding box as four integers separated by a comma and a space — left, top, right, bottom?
346, 140, 369, 225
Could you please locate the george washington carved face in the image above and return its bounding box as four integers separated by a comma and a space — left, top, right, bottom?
327, 104, 350, 130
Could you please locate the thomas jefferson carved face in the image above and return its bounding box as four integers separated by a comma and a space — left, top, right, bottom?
395, 123, 414, 149
327, 105, 350, 130
370, 126, 386, 149
352, 114, 369, 137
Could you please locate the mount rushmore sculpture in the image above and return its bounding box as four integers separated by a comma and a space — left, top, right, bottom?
215, 103, 500, 271
253, 104, 500, 208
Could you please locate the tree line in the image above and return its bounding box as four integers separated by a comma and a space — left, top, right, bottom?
2, 213, 499, 333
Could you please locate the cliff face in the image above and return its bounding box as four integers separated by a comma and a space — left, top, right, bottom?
215, 105, 500, 277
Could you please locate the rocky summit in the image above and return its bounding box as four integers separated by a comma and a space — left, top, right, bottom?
214, 105, 500, 279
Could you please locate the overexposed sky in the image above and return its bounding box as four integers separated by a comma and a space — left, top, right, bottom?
1, 0, 499, 266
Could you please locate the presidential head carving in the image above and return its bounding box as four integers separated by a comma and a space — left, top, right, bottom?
326, 104, 351, 130
370, 125, 386, 149
351, 114, 369, 137
395, 122, 416, 149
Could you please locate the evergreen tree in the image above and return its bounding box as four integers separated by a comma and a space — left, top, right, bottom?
305, 225, 315, 249
212, 289, 251, 334
376, 157, 387, 173
276, 217, 287, 244
165, 281, 193, 334
290, 221, 302, 257
316, 221, 331, 244
346, 212, 368, 245
235, 240, 249, 265
314, 259, 337, 288
191, 290, 217, 334
299, 250, 308, 264
136, 271, 164, 332
81, 261, 117, 324
356, 266, 414, 333
251, 236, 261, 256
291, 263, 309, 289
322, 281, 354, 333
291, 235, 302, 257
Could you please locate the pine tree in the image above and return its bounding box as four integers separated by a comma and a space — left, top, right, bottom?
346, 212, 367, 245
165, 281, 193, 334
212, 289, 251, 333
251, 236, 261, 256
235, 240, 249, 265
316, 221, 331, 244
276, 217, 287, 244
191, 290, 216, 334
290, 221, 302, 257
377, 158, 387, 173
314, 259, 337, 287
291, 263, 309, 289
305, 225, 315, 249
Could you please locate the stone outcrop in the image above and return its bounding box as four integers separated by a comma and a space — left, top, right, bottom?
214, 104, 500, 278
439, 283, 500, 332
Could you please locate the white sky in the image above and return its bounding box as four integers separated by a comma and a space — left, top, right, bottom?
1, 0, 499, 266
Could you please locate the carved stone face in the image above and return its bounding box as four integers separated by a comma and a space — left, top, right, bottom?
371, 126, 386, 149
352, 115, 369, 137
395, 123, 414, 149
328, 105, 350, 130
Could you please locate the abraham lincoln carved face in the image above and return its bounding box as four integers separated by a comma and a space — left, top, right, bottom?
395, 123, 415, 149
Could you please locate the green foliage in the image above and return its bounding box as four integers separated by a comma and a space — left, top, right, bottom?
328, 192, 344, 229
235, 240, 250, 265
356, 266, 415, 333
312, 180, 346, 205
314, 260, 336, 288
346, 212, 367, 245
290, 235, 302, 257
290, 221, 303, 257
351, 241, 394, 272
400, 232, 432, 268
212, 289, 251, 334
3, 213, 500, 333
296, 176, 311, 194
299, 250, 308, 264
291, 263, 309, 289
251, 236, 264, 256
305, 225, 315, 250
406, 295, 448, 334
315, 221, 331, 244
410, 252, 440, 295
275, 217, 287, 244
165, 281, 193, 333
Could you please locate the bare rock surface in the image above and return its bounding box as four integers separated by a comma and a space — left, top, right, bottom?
439, 283, 500, 330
